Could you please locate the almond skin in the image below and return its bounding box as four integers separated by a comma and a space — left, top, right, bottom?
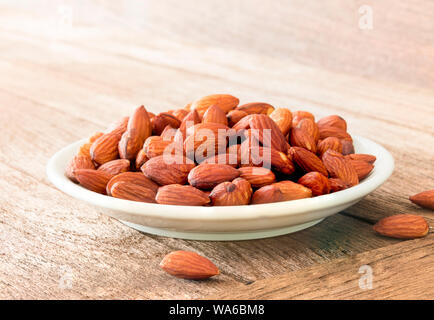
318, 126, 352, 141
191, 94, 239, 118
251, 181, 312, 204
65, 155, 95, 183
329, 178, 348, 193
106, 172, 158, 196
188, 164, 240, 190
152, 112, 181, 135
297, 118, 320, 143
322, 150, 359, 187
177, 109, 201, 142
235, 102, 274, 115
348, 159, 374, 180
409, 190, 434, 210
373, 214, 429, 239
110, 181, 156, 203
160, 251, 219, 280
238, 167, 276, 188
160, 125, 177, 141
345, 154, 376, 164
289, 147, 328, 177
269, 108, 292, 136
118, 105, 152, 160
227, 110, 248, 127
249, 114, 288, 153
156, 184, 210, 206
142, 155, 195, 186
143, 136, 174, 159
75, 169, 113, 194
290, 127, 317, 153
135, 149, 149, 170
90, 132, 122, 165
298, 172, 331, 196
201, 153, 239, 167
78, 132, 104, 158
209, 178, 252, 206
202, 104, 228, 126
317, 115, 347, 131
292, 111, 315, 127
317, 137, 343, 157
97, 159, 130, 176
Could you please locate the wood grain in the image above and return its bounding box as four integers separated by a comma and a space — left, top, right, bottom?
0, 0, 432, 299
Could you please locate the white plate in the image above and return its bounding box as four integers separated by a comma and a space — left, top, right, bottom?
47, 135, 394, 241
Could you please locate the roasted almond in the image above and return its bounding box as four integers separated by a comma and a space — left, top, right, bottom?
209, 177, 252, 206
191, 94, 239, 118
152, 112, 181, 135
202, 104, 228, 126
90, 132, 122, 165
235, 102, 274, 115
106, 116, 129, 136
317, 137, 343, 156
269, 108, 292, 136
106, 171, 158, 196
188, 164, 240, 190
348, 159, 374, 180
160, 125, 177, 141
238, 167, 276, 188
75, 169, 113, 194
329, 178, 348, 193
251, 181, 312, 204
317, 115, 347, 131
160, 251, 219, 280
289, 147, 328, 177
143, 136, 174, 159
156, 184, 210, 206
142, 155, 195, 186
292, 111, 314, 127
345, 154, 376, 164
227, 110, 248, 127
97, 159, 130, 176
200, 153, 239, 167
322, 150, 359, 187
318, 126, 352, 141
118, 105, 152, 160
172, 109, 189, 122
177, 109, 201, 141
298, 172, 330, 196
290, 127, 317, 153
249, 114, 288, 153
110, 181, 156, 203
65, 155, 95, 183
409, 190, 434, 210
297, 118, 320, 143
78, 132, 104, 158
135, 149, 148, 170
373, 214, 429, 239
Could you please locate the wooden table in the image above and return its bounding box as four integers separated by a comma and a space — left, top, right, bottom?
0, 0, 433, 300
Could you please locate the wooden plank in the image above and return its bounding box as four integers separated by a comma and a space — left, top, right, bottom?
208, 236, 434, 300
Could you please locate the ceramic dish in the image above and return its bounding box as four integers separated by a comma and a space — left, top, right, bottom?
47, 135, 394, 241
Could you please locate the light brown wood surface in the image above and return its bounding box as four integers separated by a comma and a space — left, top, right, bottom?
0, 0, 433, 300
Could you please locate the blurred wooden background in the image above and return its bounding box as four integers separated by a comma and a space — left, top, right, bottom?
0, 0, 433, 299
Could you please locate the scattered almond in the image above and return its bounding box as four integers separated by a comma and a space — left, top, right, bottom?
373, 214, 429, 239
409, 190, 434, 210
160, 251, 219, 280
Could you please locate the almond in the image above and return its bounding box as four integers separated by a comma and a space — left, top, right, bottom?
348, 159, 374, 180
106, 116, 129, 135
97, 159, 130, 176
78, 132, 104, 157
160, 251, 219, 280
191, 94, 239, 118
298, 172, 330, 196
409, 190, 434, 210
232, 114, 254, 132
345, 154, 376, 164
322, 149, 359, 187
177, 109, 201, 141
110, 181, 156, 203
201, 153, 239, 167
156, 184, 210, 206
373, 214, 429, 239
269, 108, 292, 136
227, 110, 248, 127
90, 132, 122, 165
318, 126, 352, 141
235, 102, 274, 115
317, 137, 343, 156
65, 155, 95, 183
106, 172, 158, 196
172, 109, 189, 122
143, 136, 174, 159
75, 169, 113, 194
249, 114, 288, 153
135, 149, 148, 170
292, 111, 314, 127
202, 105, 228, 126
341, 139, 355, 155
152, 112, 181, 135
209, 178, 252, 206
188, 164, 240, 190
142, 155, 195, 186
238, 167, 276, 188
251, 180, 312, 204
289, 147, 328, 177
297, 118, 320, 143
317, 115, 347, 131
329, 178, 348, 193
118, 106, 152, 160
160, 125, 177, 141
290, 127, 317, 153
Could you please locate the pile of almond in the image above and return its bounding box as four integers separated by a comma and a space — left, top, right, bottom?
66, 94, 377, 206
